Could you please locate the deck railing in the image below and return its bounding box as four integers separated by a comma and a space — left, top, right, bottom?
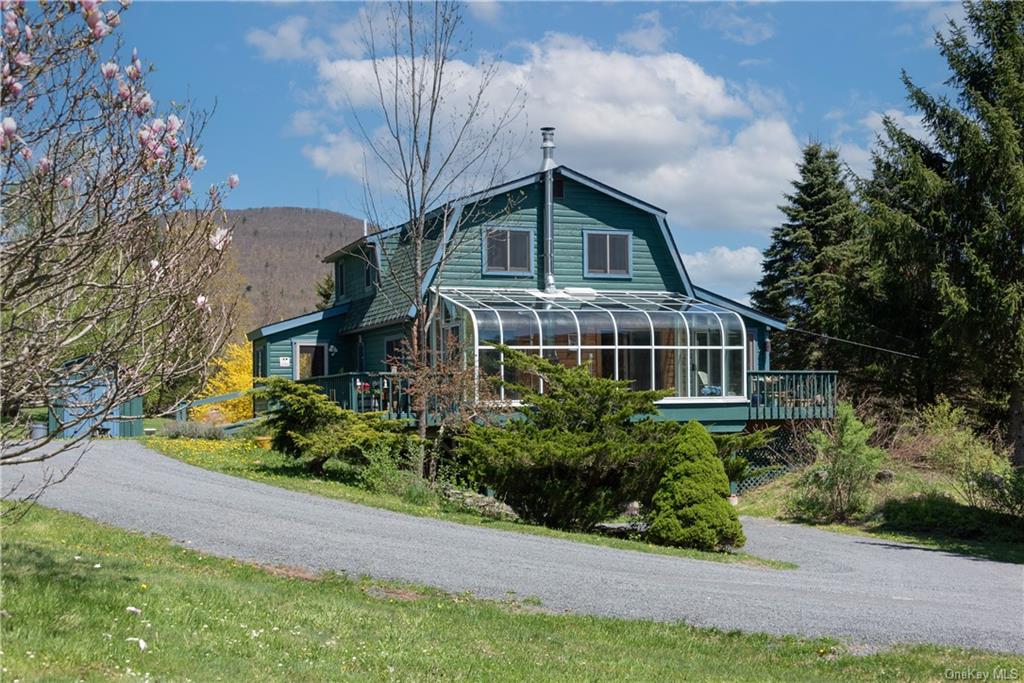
297, 372, 415, 419
747, 371, 837, 421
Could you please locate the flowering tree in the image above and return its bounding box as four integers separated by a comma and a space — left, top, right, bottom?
0, 0, 240, 482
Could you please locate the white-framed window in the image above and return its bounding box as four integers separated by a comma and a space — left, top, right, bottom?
484, 228, 532, 275
584, 230, 632, 278
293, 343, 327, 380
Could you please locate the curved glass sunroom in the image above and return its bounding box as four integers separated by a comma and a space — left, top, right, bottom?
433, 287, 747, 402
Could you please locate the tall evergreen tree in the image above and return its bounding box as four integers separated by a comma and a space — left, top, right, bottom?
751, 143, 860, 369
868, 1, 1024, 464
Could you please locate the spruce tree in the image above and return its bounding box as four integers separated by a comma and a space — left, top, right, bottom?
751, 143, 860, 369
869, 1, 1024, 464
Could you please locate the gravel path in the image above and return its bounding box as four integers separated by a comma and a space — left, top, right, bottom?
14, 440, 1024, 653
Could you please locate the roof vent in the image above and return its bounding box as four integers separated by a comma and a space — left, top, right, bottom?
540, 126, 556, 172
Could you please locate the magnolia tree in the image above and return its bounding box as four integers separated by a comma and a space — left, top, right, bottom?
0, 0, 239, 483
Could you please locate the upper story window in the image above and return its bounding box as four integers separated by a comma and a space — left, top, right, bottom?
585, 230, 632, 278
335, 262, 345, 299
364, 245, 378, 289
484, 228, 532, 275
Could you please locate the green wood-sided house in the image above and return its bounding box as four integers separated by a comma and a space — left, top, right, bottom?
247, 129, 836, 432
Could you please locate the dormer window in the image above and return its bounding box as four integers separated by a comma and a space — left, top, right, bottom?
584, 230, 631, 278
484, 228, 532, 275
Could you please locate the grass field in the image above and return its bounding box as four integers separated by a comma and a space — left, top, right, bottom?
145, 436, 794, 569
3, 505, 1021, 681
737, 461, 1024, 565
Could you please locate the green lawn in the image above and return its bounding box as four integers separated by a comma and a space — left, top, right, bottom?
738, 461, 1024, 565
3, 505, 1020, 681
145, 437, 794, 569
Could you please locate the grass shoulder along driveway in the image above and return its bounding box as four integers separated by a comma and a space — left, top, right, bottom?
145, 437, 794, 570
737, 464, 1024, 565
4, 504, 1021, 682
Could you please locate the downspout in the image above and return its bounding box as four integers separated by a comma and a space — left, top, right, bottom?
541, 127, 556, 293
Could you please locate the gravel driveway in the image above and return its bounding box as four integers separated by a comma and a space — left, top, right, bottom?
14, 440, 1024, 654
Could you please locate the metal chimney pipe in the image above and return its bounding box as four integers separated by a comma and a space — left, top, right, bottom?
541, 127, 556, 292
540, 126, 556, 172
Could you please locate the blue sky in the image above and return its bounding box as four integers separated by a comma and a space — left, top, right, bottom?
118, 1, 959, 300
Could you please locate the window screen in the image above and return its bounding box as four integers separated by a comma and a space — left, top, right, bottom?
586, 232, 631, 276
485, 229, 531, 273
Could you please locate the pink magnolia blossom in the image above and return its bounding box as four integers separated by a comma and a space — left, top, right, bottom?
23, 23, 30, 40
60, 175, 73, 189
152, 145, 166, 160
208, 184, 218, 198
150, 118, 165, 134
100, 61, 118, 79
106, 10, 120, 27
227, 173, 239, 189
209, 226, 230, 251
133, 92, 153, 116
85, 9, 100, 28
8, 80, 22, 98
20, 146, 31, 160
120, 0, 132, 8
137, 125, 151, 143
165, 134, 178, 150
37, 156, 50, 173
179, 177, 192, 193
14, 51, 30, 67
80, 0, 98, 12
25, 95, 34, 109
166, 114, 181, 134
2, 116, 16, 135
193, 154, 207, 170
92, 21, 110, 39
117, 82, 131, 101
4, 20, 17, 37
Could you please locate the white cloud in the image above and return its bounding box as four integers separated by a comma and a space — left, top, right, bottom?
287, 110, 324, 137
860, 108, 928, 142
246, 16, 328, 61
289, 29, 802, 233
617, 11, 671, 54
302, 129, 365, 178
467, 0, 502, 25
702, 5, 776, 46
738, 57, 770, 68
682, 246, 763, 303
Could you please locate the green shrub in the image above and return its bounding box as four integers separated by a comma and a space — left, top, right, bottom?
878, 491, 1024, 543
253, 378, 342, 456
646, 421, 745, 550
917, 398, 1011, 509
454, 349, 678, 530
358, 442, 408, 495
291, 412, 420, 475
163, 421, 226, 440
973, 468, 1024, 519
789, 403, 885, 523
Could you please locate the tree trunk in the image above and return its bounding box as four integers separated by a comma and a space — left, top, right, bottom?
1010, 380, 1024, 468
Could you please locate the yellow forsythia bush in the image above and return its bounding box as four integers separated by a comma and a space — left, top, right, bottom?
192, 343, 253, 424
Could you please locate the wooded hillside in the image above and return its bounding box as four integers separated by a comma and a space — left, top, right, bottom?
225, 207, 364, 328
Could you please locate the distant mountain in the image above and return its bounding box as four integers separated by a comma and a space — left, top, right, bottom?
224, 207, 365, 329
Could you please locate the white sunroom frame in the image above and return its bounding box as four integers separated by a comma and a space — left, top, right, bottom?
433, 287, 748, 405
